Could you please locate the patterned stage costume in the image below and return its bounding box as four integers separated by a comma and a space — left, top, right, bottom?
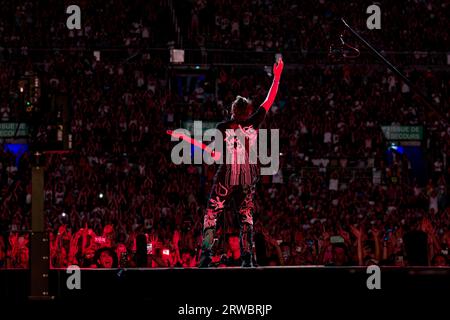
199, 59, 284, 267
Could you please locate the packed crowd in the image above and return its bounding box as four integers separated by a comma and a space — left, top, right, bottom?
182, 0, 448, 52
1, 0, 449, 269
1, 58, 449, 268
0, 0, 171, 53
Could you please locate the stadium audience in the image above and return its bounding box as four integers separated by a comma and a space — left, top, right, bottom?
0, 0, 449, 269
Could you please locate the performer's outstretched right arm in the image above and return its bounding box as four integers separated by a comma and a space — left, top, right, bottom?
243, 58, 284, 128
260, 58, 284, 112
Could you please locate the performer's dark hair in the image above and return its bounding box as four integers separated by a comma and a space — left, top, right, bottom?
231, 96, 251, 120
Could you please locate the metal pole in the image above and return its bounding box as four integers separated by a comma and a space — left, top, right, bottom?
29, 152, 53, 300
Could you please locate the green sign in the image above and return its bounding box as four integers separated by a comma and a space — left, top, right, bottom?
381, 126, 423, 141
182, 121, 217, 133
0, 123, 28, 138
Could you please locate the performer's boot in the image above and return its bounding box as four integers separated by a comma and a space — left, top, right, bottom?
199, 228, 215, 268
240, 223, 254, 267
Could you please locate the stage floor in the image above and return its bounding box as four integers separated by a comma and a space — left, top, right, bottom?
0, 266, 450, 302
0, 266, 450, 320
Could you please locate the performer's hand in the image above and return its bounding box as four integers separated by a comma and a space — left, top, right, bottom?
273, 58, 284, 80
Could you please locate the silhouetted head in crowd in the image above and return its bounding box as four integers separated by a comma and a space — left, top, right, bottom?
95, 248, 118, 268
332, 244, 349, 266
432, 254, 448, 266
